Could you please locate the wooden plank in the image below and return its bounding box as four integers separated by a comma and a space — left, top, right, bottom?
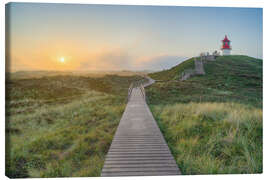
101, 171, 181, 177
101, 77, 181, 176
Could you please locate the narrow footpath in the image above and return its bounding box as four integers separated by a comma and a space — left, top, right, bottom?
101, 77, 181, 176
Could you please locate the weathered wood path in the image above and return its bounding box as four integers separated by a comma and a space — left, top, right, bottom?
101, 77, 181, 176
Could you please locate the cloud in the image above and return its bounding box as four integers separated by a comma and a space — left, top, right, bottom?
78, 50, 189, 71
7, 56, 33, 72
78, 49, 133, 71
134, 55, 188, 71
9, 51, 189, 72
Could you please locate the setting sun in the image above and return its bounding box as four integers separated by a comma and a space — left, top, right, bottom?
60, 57, 65, 63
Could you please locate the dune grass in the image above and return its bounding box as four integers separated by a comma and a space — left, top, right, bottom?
6, 74, 143, 178
146, 55, 262, 174
149, 55, 262, 83
149, 57, 195, 81
150, 103, 262, 174
147, 55, 262, 108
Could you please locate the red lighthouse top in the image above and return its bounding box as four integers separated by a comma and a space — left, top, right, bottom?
221, 35, 231, 49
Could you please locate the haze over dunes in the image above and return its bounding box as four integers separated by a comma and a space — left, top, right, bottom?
6, 3, 262, 72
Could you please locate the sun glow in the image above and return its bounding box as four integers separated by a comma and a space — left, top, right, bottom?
60, 57, 65, 63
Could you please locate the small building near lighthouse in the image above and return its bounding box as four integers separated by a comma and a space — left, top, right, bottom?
221, 35, 231, 55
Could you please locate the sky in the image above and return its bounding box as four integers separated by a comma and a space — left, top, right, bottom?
6, 3, 262, 72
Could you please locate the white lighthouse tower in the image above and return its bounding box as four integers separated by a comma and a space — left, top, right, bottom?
221, 35, 231, 55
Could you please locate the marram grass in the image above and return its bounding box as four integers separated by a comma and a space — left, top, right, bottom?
150, 102, 262, 174
6, 92, 125, 177
6, 74, 143, 178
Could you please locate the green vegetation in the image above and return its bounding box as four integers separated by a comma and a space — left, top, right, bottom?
7, 70, 148, 80
148, 55, 262, 108
149, 57, 195, 81
6, 73, 144, 178
6, 55, 262, 176
151, 102, 262, 174
146, 55, 262, 174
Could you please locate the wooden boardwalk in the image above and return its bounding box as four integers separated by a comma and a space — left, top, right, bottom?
101, 78, 181, 176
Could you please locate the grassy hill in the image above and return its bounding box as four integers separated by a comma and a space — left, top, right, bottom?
146, 55, 262, 174
6, 74, 144, 178
149, 57, 196, 81
148, 55, 262, 108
